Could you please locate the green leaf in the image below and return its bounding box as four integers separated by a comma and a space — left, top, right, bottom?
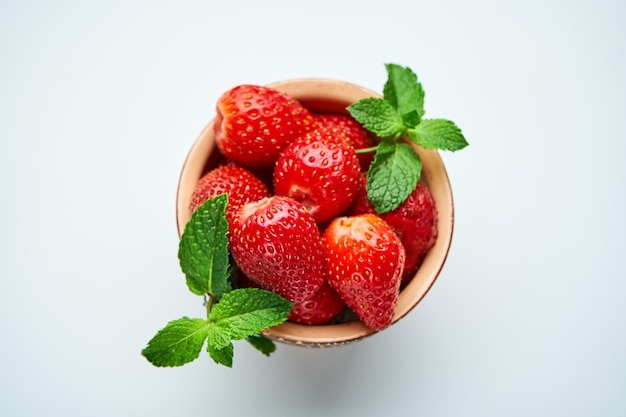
208, 288, 293, 349
408, 118, 469, 151
402, 110, 421, 128
367, 139, 422, 214
141, 317, 209, 367
247, 335, 277, 357
383, 63, 425, 121
207, 341, 234, 367
347, 98, 405, 138
178, 194, 231, 299
206, 322, 232, 351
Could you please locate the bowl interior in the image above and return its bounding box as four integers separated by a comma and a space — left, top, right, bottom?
176, 78, 454, 347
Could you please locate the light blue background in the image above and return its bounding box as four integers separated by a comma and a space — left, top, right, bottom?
1, 1, 624, 416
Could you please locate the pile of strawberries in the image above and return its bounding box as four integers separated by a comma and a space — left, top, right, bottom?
189, 84, 437, 331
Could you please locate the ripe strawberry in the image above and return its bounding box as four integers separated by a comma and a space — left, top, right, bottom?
273, 126, 361, 223
314, 113, 375, 170
189, 165, 271, 224
322, 214, 405, 331
288, 280, 346, 325
215, 154, 275, 193
214, 84, 317, 168
229, 195, 326, 303
349, 174, 438, 283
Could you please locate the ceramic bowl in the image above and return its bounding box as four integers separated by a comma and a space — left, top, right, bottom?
176, 78, 454, 347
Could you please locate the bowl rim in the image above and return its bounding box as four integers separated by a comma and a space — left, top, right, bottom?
176, 78, 454, 347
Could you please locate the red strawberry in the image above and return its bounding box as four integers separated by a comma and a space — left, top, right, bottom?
273, 126, 361, 223
214, 155, 275, 193
214, 84, 317, 168
288, 280, 346, 325
229, 196, 326, 303
349, 175, 437, 283
314, 113, 375, 170
322, 214, 405, 331
189, 165, 271, 224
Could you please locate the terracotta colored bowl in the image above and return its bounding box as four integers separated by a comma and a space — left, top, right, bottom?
176, 79, 454, 347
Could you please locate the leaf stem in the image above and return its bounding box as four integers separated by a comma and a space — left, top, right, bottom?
355, 145, 379, 154
206, 294, 215, 319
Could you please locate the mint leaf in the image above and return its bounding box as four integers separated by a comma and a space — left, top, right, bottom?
247, 334, 277, 357
347, 98, 404, 138
207, 341, 234, 367
206, 323, 232, 351
383, 63, 425, 121
367, 139, 422, 214
402, 110, 421, 128
408, 118, 468, 151
178, 194, 230, 299
141, 317, 209, 367
208, 288, 293, 348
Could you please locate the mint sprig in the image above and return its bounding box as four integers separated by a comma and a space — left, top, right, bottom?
141, 317, 210, 367
209, 288, 294, 343
348, 63, 469, 214
347, 98, 404, 138
366, 139, 423, 214
178, 193, 231, 299
383, 63, 425, 121
142, 195, 294, 368
408, 118, 468, 151
246, 334, 277, 356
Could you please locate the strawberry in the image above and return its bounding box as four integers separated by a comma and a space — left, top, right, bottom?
314, 113, 375, 170
322, 214, 405, 331
288, 280, 346, 325
349, 174, 437, 283
229, 195, 326, 303
214, 84, 317, 168
189, 165, 271, 224
273, 126, 361, 223
215, 155, 275, 193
